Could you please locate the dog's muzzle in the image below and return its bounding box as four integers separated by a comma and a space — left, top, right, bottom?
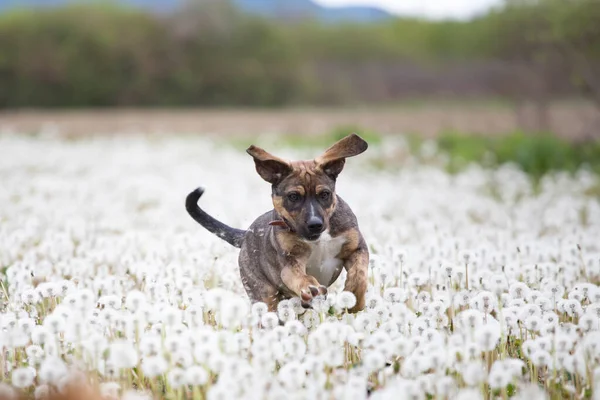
305, 216, 325, 240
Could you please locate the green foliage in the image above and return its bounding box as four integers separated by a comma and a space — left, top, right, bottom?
436, 130, 600, 180
0, 0, 598, 107
506, 383, 516, 396
0, 3, 307, 107
289, 18, 484, 63
482, 0, 600, 102
229, 126, 600, 181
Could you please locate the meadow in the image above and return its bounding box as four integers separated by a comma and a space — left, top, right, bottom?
1, 128, 600, 400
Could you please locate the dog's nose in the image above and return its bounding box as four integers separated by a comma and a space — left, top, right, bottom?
307, 217, 324, 233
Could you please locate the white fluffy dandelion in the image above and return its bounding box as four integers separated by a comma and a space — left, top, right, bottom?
2, 134, 599, 399
261, 312, 280, 329
11, 367, 36, 388
186, 365, 209, 386
167, 368, 186, 389
337, 291, 357, 310
108, 340, 138, 369
141, 356, 168, 378
38, 356, 68, 385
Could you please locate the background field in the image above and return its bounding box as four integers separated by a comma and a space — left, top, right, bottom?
1, 0, 600, 399
2, 130, 600, 400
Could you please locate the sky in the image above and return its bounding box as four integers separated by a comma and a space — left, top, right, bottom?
314, 0, 504, 20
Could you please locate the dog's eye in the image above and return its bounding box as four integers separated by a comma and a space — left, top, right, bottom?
319, 191, 331, 201
287, 192, 301, 203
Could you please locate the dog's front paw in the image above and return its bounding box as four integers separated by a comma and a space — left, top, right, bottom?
300, 285, 328, 309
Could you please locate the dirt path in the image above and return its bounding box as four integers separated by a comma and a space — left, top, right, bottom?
0, 103, 597, 140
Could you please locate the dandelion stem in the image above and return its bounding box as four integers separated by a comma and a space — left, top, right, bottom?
465, 262, 469, 290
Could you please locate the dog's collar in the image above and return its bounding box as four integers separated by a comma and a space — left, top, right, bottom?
269, 217, 295, 232
269, 220, 287, 227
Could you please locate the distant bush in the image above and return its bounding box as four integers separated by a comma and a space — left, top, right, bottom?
437, 130, 600, 179
0, 0, 597, 108
0, 3, 307, 107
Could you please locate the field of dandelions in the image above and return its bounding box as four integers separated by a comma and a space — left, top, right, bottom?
1, 129, 600, 400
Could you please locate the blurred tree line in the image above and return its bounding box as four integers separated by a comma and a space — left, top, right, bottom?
0, 0, 598, 112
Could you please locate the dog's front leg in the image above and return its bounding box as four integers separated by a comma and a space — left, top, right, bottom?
342, 248, 369, 313
280, 262, 328, 308
337, 228, 369, 313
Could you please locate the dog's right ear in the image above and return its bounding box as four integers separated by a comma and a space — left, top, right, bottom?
315, 133, 368, 180
246, 145, 292, 185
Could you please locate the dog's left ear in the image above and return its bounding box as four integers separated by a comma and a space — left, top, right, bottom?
316, 133, 368, 179
246, 145, 292, 185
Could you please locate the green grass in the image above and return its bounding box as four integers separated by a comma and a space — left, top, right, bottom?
223, 126, 600, 185
436, 130, 600, 180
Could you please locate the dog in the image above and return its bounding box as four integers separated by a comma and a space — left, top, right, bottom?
185, 133, 369, 313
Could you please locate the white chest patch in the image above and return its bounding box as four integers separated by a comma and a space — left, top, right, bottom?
305, 231, 346, 286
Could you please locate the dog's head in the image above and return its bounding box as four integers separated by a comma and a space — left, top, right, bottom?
246, 134, 368, 241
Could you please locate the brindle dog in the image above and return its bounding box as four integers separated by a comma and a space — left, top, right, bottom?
185, 134, 369, 312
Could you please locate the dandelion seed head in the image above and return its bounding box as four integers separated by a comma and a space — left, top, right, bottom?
261, 312, 279, 329
11, 367, 36, 389
141, 356, 168, 378
3, 135, 600, 399
337, 291, 357, 310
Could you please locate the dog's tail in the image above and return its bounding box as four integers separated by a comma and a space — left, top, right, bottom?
185, 187, 246, 248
